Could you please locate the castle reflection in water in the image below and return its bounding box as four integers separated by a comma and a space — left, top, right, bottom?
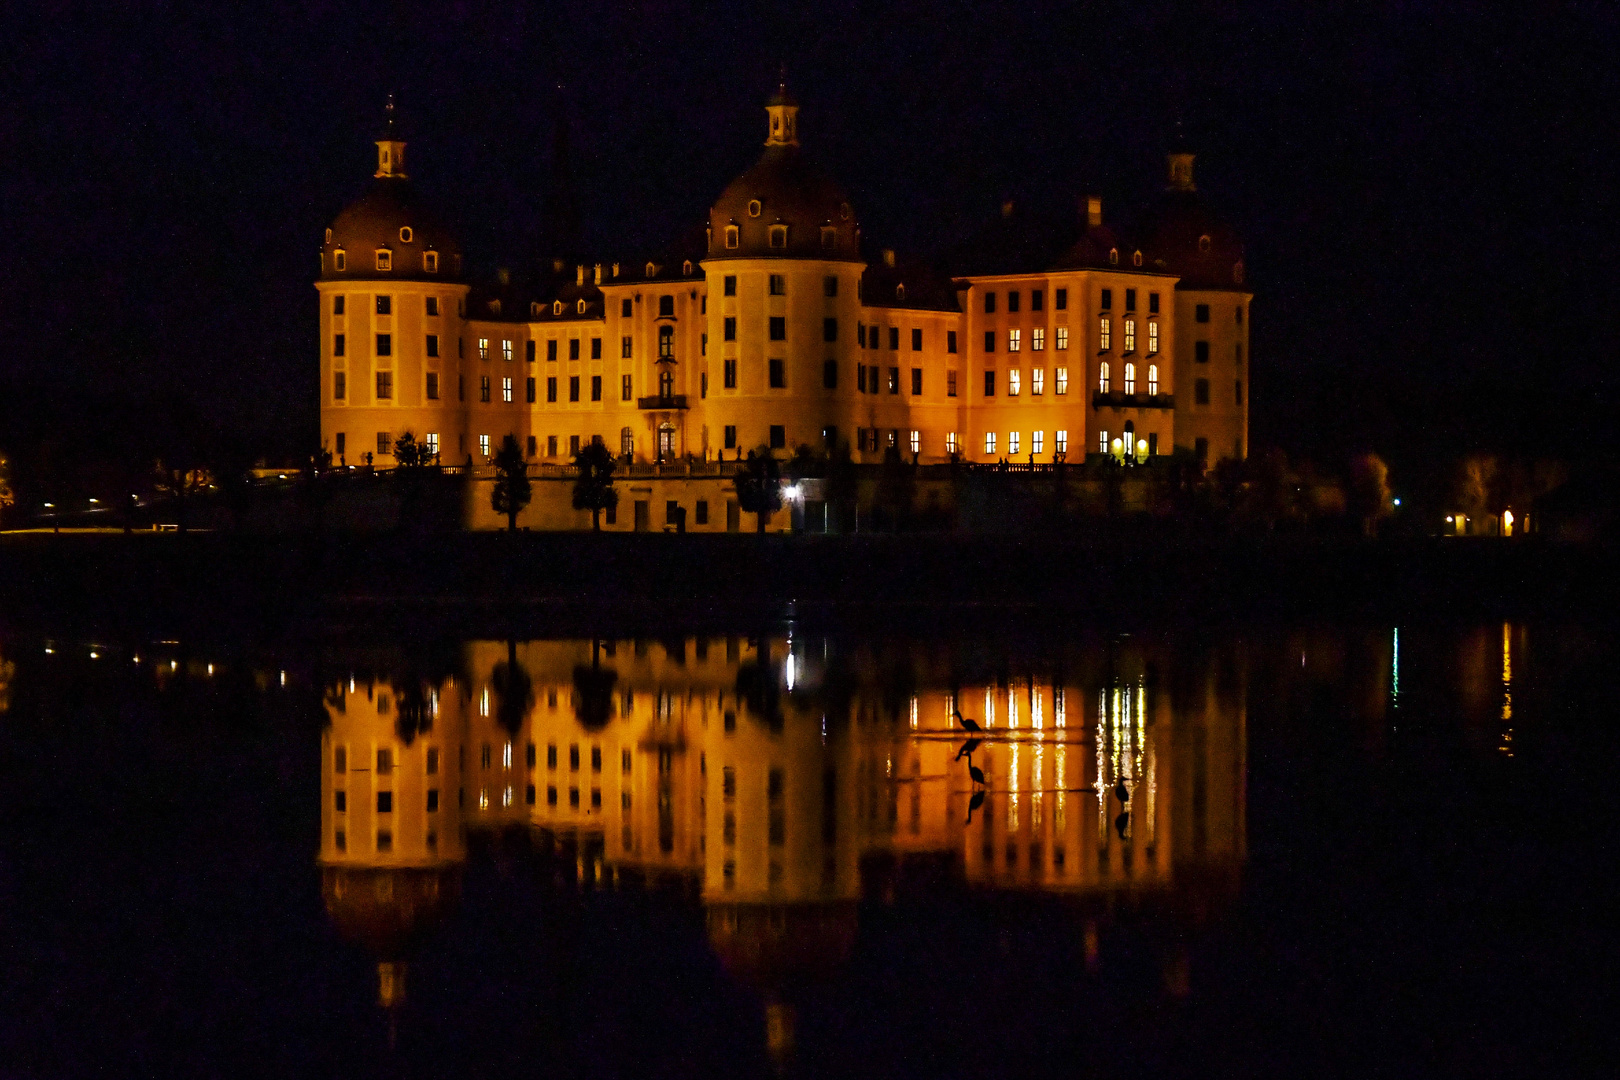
319, 635, 1247, 1007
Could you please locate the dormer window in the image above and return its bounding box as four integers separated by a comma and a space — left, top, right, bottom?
325, 228, 333, 244
452, 254, 462, 274
553, 300, 563, 316
333, 249, 346, 271
1199, 234, 1212, 253
725, 225, 739, 249
375, 249, 392, 271
488, 299, 501, 316
768, 224, 788, 249
840, 203, 851, 221
423, 250, 439, 273
1132, 250, 1143, 267
646, 262, 658, 277
682, 260, 693, 276
577, 299, 586, 314
399, 227, 413, 243
821, 226, 836, 249
1109, 248, 1119, 265
896, 284, 906, 301
532, 302, 541, 317
748, 199, 762, 217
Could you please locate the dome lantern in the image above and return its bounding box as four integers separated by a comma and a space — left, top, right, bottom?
765, 80, 799, 147
376, 94, 407, 179
1167, 150, 1195, 193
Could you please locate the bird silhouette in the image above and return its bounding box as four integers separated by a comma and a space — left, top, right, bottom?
955, 737, 982, 761
966, 789, 986, 824
955, 711, 981, 734
1114, 781, 1129, 804
1115, 811, 1130, 839
969, 764, 987, 787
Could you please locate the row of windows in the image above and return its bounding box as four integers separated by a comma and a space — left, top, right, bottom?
982, 327, 1072, 353
1094, 319, 1158, 354
981, 368, 1071, 396
981, 430, 1073, 456
1096, 363, 1159, 395
719, 223, 841, 250
716, 316, 840, 344
1194, 303, 1245, 324
1095, 428, 1159, 456
1095, 289, 1159, 314
331, 249, 453, 274
859, 325, 959, 353
983, 288, 1069, 313
333, 294, 450, 317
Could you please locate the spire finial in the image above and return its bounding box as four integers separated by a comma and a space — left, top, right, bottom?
764, 75, 799, 147
375, 95, 407, 179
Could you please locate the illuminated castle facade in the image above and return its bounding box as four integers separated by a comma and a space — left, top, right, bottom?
316, 89, 1250, 477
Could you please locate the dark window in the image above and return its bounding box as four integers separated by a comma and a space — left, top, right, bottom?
622, 374, 632, 400
426, 372, 438, 400
335, 790, 347, 812
570, 745, 580, 771
621, 299, 632, 318
947, 330, 958, 353
888, 366, 899, 394
824, 275, 838, 296
1125, 288, 1137, 311
333, 295, 345, 315
591, 375, 602, 401
1195, 304, 1210, 323
1195, 341, 1210, 364
984, 331, 996, 352
1235, 380, 1244, 406
911, 368, 922, 395
479, 375, 490, 402
769, 425, 785, 449
724, 425, 737, 449
1149, 292, 1160, 314
769, 358, 785, 388
1195, 437, 1209, 463
659, 295, 674, 317
696, 500, 709, 524
547, 744, 558, 768
947, 370, 957, 397
547, 785, 558, 806
823, 317, 838, 342
375, 371, 392, 399
724, 275, 737, 296
427, 788, 439, 812
984, 370, 996, 396
823, 359, 837, 388
569, 339, 580, 360
525, 376, 535, 403
426, 296, 438, 316
1236, 305, 1244, 325
1100, 289, 1112, 311
768, 275, 785, 296
526, 340, 535, 362
1055, 288, 1067, 310
458, 376, 464, 401
1031, 289, 1044, 311
724, 317, 737, 341
426, 334, 439, 357
376, 295, 391, 315
569, 375, 580, 402
334, 371, 346, 399
984, 292, 996, 313
857, 365, 867, 393
1195, 378, 1210, 405
375, 333, 391, 356
547, 340, 558, 362
769, 316, 786, 341
377, 791, 392, 813
546, 377, 557, 402
1008, 291, 1020, 313
525, 784, 535, 805
857, 323, 865, 347
333, 334, 345, 356
526, 435, 536, 456
911, 327, 923, 351
724, 358, 737, 388
591, 337, 602, 360
889, 326, 900, 350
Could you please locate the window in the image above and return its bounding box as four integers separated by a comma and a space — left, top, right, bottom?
334, 333, 346, 357
1149, 292, 1160, 314
947, 330, 958, 354
617, 298, 631, 319
984, 292, 996, 314
724, 425, 737, 450
1009, 431, 1021, 455
569, 375, 580, 402
1031, 368, 1044, 395
1123, 363, 1136, 395
768, 274, 785, 296
724, 275, 737, 296
1196, 304, 1210, 323
1032, 289, 1044, 312
857, 365, 866, 393
569, 339, 580, 360
1099, 430, 1109, 454
618, 335, 632, 359
659, 295, 675, 317
724, 358, 737, 389
1195, 378, 1210, 405
591, 375, 602, 401
376, 371, 393, 399
1098, 317, 1111, 351
1008, 291, 1020, 313
1098, 361, 1110, 393
478, 338, 489, 361
333, 295, 345, 315
1009, 329, 1023, 352
1056, 430, 1067, 454
701, 334, 707, 355
748, 199, 762, 217
1235, 380, 1244, 406
426, 372, 439, 400
947, 370, 958, 397
479, 375, 490, 402
1123, 319, 1135, 353
546, 376, 557, 403
1056, 367, 1068, 394
1196, 341, 1210, 364
334, 371, 346, 400
376, 790, 393, 814
374, 294, 392, 316
1148, 364, 1159, 395
1055, 288, 1067, 310
502, 376, 513, 403
658, 325, 674, 359
1199, 234, 1212, 252
1195, 437, 1209, 463
885, 326, 898, 350
724, 317, 737, 341
701, 372, 708, 397
984, 370, 996, 396
769, 316, 786, 341
769, 358, 785, 388
769, 424, 785, 449
590, 337, 601, 360
424, 251, 438, 272
725, 225, 739, 249
622, 374, 633, 401
887, 367, 900, 394
1236, 305, 1244, 325
479, 434, 491, 457
1031, 327, 1045, 351
1008, 369, 1021, 396
547, 340, 558, 362
911, 368, 922, 395
378, 432, 391, 456
333, 250, 346, 271
1148, 321, 1160, 354
424, 333, 439, 358
984, 331, 996, 352
524, 435, 534, 456
1125, 288, 1136, 311
984, 432, 997, 455
696, 500, 709, 524
501, 340, 513, 362
821, 275, 839, 298
376, 333, 392, 357
458, 376, 464, 401
768, 225, 787, 248
375, 249, 392, 271
824, 317, 838, 342
823, 360, 837, 388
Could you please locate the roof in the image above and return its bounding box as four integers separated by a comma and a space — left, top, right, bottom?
859, 255, 961, 311
708, 146, 861, 261
322, 177, 464, 283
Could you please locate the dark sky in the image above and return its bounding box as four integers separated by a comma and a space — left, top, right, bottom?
2, 1, 1616, 468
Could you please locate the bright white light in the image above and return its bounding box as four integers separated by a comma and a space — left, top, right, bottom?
785, 653, 796, 691
1393, 498, 1402, 507
171, 661, 178, 671
132, 655, 140, 664
88, 498, 98, 504
42, 503, 53, 508
206, 664, 214, 676
783, 484, 801, 501
279, 671, 286, 686
89, 652, 98, 659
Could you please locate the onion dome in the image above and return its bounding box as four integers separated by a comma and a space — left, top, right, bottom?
1135, 152, 1246, 289
707, 84, 861, 261
320, 98, 464, 282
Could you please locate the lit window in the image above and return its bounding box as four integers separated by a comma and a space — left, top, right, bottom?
1055, 367, 1068, 395
502, 340, 513, 362
1056, 430, 1067, 455
1008, 431, 1021, 455
1098, 316, 1111, 351
1148, 321, 1160, 354
1148, 365, 1159, 395
725, 225, 739, 249
769, 224, 788, 248
946, 432, 958, 454
1008, 369, 1021, 396
375, 249, 391, 271
1031, 368, 1044, 395
478, 338, 489, 361
425, 433, 438, 456
333, 249, 345, 271
909, 430, 920, 455
984, 432, 997, 455
1032, 327, 1045, 351
1008, 329, 1021, 352
502, 376, 513, 403
1098, 361, 1110, 393
1124, 363, 1136, 395
1033, 431, 1044, 455
1123, 319, 1135, 353
1055, 326, 1069, 350
424, 251, 438, 273
479, 434, 490, 457
1099, 430, 1109, 454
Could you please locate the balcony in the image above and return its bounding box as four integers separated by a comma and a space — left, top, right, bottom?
637, 394, 688, 410
1092, 391, 1174, 410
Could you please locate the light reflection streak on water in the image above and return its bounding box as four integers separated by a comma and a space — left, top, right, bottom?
1501, 622, 1514, 757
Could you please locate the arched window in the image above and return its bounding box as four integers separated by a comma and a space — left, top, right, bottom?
1098, 361, 1110, 393
896, 284, 906, 301
725, 225, 739, 249
424, 250, 439, 273
1124, 362, 1136, 395
531, 302, 540, 317
768, 224, 788, 249
1233, 261, 1245, 284
375, 249, 392, 271
658, 325, 674, 359
577, 299, 586, 314
1199, 234, 1212, 253
646, 262, 658, 278
620, 427, 635, 456
682, 260, 693, 276
553, 300, 563, 316
1123, 421, 1135, 458
1132, 250, 1143, 267
333, 249, 346, 271
1147, 364, 1159, 395
325, 228, 333, 244
840, 202, 852, 221
1108, 248, 1119, 265
821, 226, 837, 249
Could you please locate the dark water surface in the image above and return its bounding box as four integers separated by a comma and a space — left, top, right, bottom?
0, 621, 1614, 1078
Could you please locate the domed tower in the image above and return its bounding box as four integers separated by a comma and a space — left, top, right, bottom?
1137, 147, 1252, 465
701, 83, 867, 458
317, 99, 469, 467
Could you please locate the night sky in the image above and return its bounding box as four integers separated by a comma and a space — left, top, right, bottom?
2, 1, 1615, 470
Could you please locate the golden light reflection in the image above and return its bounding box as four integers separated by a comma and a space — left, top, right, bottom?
1501, 622, 1514, 756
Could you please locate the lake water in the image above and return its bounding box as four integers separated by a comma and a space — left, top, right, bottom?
0, 621, 1613, 1078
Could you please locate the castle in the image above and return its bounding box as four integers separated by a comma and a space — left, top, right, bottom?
317, 87, 1249, 512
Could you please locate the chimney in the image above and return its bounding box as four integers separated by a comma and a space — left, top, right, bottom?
612, 263, 620, 278
594, 264, 602, 285
496, 267, 510, 286
576, 265, 585, 285
552, 257, 565, 273
882, 249, 896, 268
1086, 196, 1103, 228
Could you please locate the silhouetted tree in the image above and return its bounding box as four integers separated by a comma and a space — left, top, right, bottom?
571, 440, 619, 531
824, 440, 859, 533
734, 641, 784, 729
572, 639, 618, 731
1347, 453, 1394, 536
490, 435, 531, 531
876, 445, 915, 531
735, 449, 783, 533
0, 453, 13, 527
491, 640, 534, 737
